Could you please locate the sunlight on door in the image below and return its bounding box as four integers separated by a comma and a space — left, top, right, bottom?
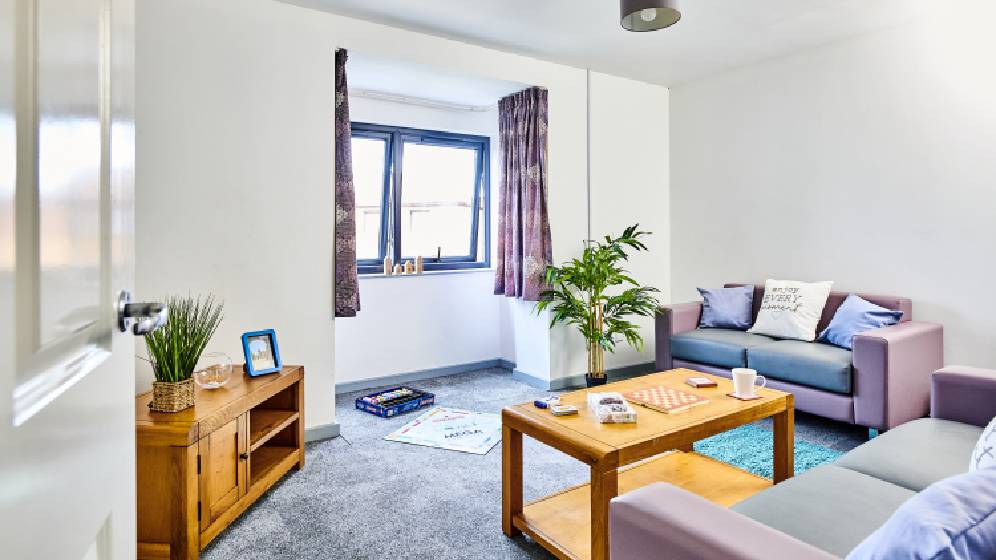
38, 119, 102, 345
80, 517, 110, 560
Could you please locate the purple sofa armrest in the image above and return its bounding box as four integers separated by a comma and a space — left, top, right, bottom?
852, 321, 944, 430
931, 366, 996, 427
610, 483, 838, 560
655, 302, 702, 370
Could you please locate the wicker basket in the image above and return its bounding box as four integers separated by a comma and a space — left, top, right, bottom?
149, 378, 195, 413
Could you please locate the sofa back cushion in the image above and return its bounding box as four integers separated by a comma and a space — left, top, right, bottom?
747, 280, 834, 341
818, 294, 905, 350
697, 285, 755, 329
726, 284, 913, 334
970, 416, 996, 472
845, 467, 996, 560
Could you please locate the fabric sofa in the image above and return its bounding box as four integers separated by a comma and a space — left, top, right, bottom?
609, 366, 996, 560
655, 284, 943, 430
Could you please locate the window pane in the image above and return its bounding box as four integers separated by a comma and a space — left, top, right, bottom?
351, 137, 386, 260
400, 142, 478, 259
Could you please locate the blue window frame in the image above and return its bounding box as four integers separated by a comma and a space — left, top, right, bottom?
351, 122, 491, 274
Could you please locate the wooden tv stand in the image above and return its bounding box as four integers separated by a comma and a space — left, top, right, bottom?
136, 365, 305, 559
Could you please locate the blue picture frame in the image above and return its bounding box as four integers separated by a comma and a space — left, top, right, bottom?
241, 329, 282, 377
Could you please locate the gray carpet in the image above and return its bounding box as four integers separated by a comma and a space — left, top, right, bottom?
202, 367, 867, 560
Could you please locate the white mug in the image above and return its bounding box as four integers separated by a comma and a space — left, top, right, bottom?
732, 368, 766, 398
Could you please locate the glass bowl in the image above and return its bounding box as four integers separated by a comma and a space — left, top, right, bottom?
193, 352, 233, 389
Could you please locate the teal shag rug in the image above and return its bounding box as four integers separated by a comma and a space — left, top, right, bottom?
694, 424, 844, 479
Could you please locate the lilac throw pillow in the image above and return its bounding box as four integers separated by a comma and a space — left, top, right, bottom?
846, 467, 996, 560
818, 294, 903, 350
697, 285, 754, 330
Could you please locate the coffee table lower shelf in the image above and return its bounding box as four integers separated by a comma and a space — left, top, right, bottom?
513, 451, 771, 560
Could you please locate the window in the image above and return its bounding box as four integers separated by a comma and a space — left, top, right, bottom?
351, 122, 490, 274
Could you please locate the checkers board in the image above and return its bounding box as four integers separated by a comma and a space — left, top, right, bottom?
623, 385, 710, 414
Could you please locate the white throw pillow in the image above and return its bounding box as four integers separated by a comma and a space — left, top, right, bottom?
748, 279, 834, 341
970, 416, 996, 471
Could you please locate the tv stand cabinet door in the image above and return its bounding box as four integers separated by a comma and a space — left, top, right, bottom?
198, 414, 248, 530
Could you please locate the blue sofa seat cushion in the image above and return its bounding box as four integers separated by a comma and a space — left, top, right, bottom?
733, 465, 915, 558
671, 329, 777, 369
747, 340, 853, 394
836, 418, 983, 492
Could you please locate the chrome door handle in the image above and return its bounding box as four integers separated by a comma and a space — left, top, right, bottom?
117, 291, 169, 336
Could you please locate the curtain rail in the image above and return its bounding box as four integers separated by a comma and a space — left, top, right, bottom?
351, 88, 497, 113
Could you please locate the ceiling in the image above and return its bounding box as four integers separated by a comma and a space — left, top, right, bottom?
288, 0, 931, 86
348, 52, 526, 108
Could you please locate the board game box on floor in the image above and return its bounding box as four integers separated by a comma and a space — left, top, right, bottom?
356, 386, 435, 418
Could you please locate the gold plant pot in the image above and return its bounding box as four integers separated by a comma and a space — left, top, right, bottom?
149, 378, 195, 413
586, 301, 607, 387
588, 341, 605, 378
586, 342, 607, 387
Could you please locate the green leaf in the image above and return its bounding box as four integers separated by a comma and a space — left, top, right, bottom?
144, 295, 225, 383
538, 224, 661, 353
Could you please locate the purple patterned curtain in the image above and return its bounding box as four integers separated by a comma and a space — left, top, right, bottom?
494, 87, 553, 301
334, 49, 360, 317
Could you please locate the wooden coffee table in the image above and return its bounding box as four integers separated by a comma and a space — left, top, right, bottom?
501, 368, 794, 560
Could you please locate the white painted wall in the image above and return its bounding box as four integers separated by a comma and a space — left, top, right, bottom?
136, 0, 338, 429
587, 72, 671, 372
349, 95, 500, 142
335, 95, 506, 385
670, 6, 996, 368
549, 72, 672, 381
336, 271, 502, 384
136, 0, 673, 408
134, 0, 587, 425
343, 75, 672, 386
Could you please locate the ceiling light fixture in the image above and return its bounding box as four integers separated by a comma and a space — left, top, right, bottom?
620, 0, 681, 32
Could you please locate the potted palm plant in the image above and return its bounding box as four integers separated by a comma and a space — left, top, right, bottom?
536, 225, 661, 388
145, 295, 224, 412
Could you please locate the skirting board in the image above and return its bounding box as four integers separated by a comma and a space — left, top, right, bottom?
336, 358, 658, 396
336, 359, 510, 394
305, 422, 340, 443
513, 361, 658, 391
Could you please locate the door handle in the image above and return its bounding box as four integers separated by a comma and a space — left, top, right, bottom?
117, 291, 169, 336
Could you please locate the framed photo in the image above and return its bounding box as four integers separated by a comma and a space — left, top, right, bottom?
241, 329, 282, 377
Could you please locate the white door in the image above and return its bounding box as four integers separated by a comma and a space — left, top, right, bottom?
0, 0, 141, 559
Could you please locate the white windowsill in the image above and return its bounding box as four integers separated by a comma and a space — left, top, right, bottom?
359, 268, 495, 280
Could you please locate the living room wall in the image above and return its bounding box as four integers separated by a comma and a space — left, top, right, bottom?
136, 0, 672, 427
336, 72, 670, 388
136, 0, 340, 433
334, 95, 504, 387
670, 6, 996, 367
585, 72, 671, 374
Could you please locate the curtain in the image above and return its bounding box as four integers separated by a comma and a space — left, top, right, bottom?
494, 87, 553, 301
334, 49, 360, 317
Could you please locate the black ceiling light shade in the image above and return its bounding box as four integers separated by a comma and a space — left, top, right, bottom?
620, 0, 681, 32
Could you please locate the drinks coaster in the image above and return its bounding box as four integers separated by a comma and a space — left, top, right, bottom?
727, 392, 763, 401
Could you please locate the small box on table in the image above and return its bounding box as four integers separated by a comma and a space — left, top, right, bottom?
587, 392, 637, 423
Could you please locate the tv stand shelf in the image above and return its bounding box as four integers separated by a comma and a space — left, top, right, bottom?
250, 446, 298, 486
250, 409, 299, 450
136, 365, 304, 560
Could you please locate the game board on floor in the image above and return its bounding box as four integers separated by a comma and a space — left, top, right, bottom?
384, 407, 502, 455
